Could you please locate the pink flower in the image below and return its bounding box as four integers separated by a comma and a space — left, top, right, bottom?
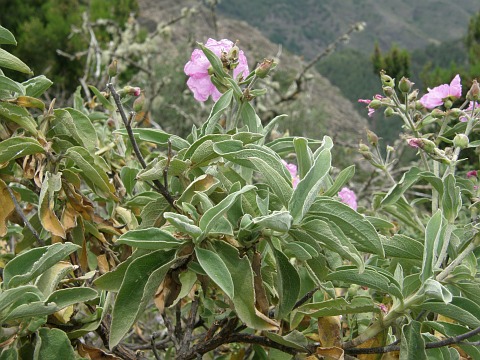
282, 160, 300, 189
419, 74, 462, 109
467, 170, 478, 179
407, 138, 422, 149
338, 187, 357, 210
184, 38, 249, 102
358, 94, 383, 117
133, 87, 141, 97
460, 101, 480, 122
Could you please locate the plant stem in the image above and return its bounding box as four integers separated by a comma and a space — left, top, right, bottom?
107, 83, 179, 211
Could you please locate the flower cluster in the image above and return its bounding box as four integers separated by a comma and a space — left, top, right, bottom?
184, 38, 249, 102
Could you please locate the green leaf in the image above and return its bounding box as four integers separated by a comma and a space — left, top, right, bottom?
212, 241, 279, 330
0, 347, 18, 360
288, 148, 331, 224
22, 75, 53, 98
249, 157, 293, 206
203, 89, 233, 134
34, 328, 76, 360
0, 137, 44, 163
35, 262, 75, 296
199, 185, 256, 238
240, 102, 261, 132
265, 330, 308, 351
323, 165, 356, 197
3, 243, 79, 289
114, 128, 190, 150
252, 211, 293, 233
53, 108, 98, 152
273, 248, 300, 320
198, 42, 228, 80
293, 137, 312, 179
298, 296, 378, 317
4, 301, 58, 321
46, 288, 98, 309
195, 247, 234, 298
419, 297, 480, 328
309, 197, 384, 256
115, 228, 185, 250
262, 114, 288, 138
381, 167, 421, 206
0, 285, 44, 313
442, 174, 461, 223
0, 26, 17, 45
0, 48, 32, 74
163, 212, 202, 239
93, 250, 149, 291
88, 85, 115, 111
297, 219, 364, 271
120, 166, 138, 196
0, 101, 38, 134
421, 210, 444, 283
65, 146, 116, 199
326, 266, 403, 299
38, 171, 65, 238
453, 281, 480, 303
421, 279, 452, 303
382, 234, 424, 260
400, 321, 427, 360
177, 174, 220, 205
109, 249, 177, 348
0, 75, 24, 94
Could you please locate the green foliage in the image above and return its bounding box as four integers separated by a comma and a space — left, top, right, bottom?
371, 42, 411, 80
1, 22, 480, 360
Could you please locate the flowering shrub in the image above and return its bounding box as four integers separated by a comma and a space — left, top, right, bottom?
1, 25, 480, 360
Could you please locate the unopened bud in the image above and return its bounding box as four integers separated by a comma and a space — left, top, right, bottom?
255, 59, 277, 78
466, 79, 480, 101
108, 59, 118, 77
453, 133, 469, 149
133, 93, 145, 112
227, 44, 239, 62
431, 108, 445, 118
15, 96, 45, 110
408, 89, 419, 102
123, 86, 141, 97
444, 99, 453, 109
358, 142, 372, 160
448, 108, 463, 119
380, 71, 395, 87
407, 138, 436, 153
383, 86, 394, 97
398, 77, 413, 93
384, 107, 394, 117
359, 142, 370, 152
369, 99, 382, 109
366, 129, 379, 146
386, 145, 394, 152
415, 100, 424, 110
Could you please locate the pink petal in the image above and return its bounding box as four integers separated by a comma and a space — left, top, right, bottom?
449, 74, 462, 97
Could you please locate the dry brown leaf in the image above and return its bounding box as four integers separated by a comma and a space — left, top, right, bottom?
77, 343, 121, 360
0, 179, 16, 237
97, 254, 110, 274
252, 251, 269, 315
318, 316, 342, 347
316, 346, 344, 360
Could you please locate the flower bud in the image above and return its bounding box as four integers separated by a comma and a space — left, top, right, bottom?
443, 99, 453, 109
407, 138, 436, 153
123, 86, 141, 97
431, 108, 445, 118
227, 44, 239, 62
383, 86, 394, 97
108, 59, 118, 77
467, 170, 478, 179
386, 145, 394, 153
380, 71, 395, 87
448, 108, 463, 119
133, 93, 145, 112
358, 143, 372, 160
453, 133, 469, 149
369, 99, 382, 109
366, 129, 379, 146
466, 79, 480, 102
384, 107, 394, 117
255, 58, 277, 78
408, 89, 419, 102
398, 77, 413, 93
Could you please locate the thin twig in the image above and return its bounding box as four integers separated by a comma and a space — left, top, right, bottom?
106, 83, 179, 211
293, 287, 319, 309
151, 333, 161, 360
345, 325, 480, 355
163, 140, 172, 191
5, 186, 44, 246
